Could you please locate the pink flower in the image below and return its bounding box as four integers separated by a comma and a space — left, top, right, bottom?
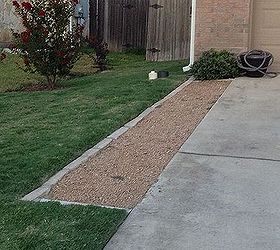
38, 10, 45, 16
22, 2, 32, 10
12, 0, 20, 8
20, 30, 31, 44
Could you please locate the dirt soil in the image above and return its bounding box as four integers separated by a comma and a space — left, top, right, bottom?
49, 80, 230, 208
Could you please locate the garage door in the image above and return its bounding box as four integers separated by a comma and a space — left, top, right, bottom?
251, 0, 280, 72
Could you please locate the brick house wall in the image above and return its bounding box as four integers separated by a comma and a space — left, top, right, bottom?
195, 0, 251, 56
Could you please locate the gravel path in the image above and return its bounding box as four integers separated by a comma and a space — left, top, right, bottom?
49, 80, 230, 208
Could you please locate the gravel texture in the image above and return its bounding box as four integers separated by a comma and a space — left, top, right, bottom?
49, 80, 230, 208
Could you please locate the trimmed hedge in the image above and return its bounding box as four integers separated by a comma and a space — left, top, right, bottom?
190, 49, 241, 80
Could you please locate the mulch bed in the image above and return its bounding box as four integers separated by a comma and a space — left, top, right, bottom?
48, 80, 231, 208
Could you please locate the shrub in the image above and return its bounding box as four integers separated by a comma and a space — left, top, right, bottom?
12, 0, 83, 88
85, 36, 109, 71
190, 49, 241, 80
124, 48, 146, 55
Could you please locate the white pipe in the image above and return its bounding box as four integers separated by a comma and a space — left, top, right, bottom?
69, 16, 73, 32
183, 0, 197, 72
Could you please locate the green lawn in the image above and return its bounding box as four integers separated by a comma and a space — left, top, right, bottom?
0, 53, 43, 92
0, 52, 187, 249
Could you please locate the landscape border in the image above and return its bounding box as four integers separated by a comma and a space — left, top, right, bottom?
21, 77, 195, 208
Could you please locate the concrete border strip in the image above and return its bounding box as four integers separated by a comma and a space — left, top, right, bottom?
21, 77, 195, 203
39, 198, 131, 212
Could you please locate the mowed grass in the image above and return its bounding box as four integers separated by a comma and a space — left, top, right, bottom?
0, 52, 187, 249
0, 53, 98, 92
0, 54, 43, 92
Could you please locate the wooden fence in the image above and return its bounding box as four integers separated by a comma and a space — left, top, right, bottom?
89, 0, 106, 40
89, 0, 191, 60
146, 0, 191, 61
90, 0, 149, 51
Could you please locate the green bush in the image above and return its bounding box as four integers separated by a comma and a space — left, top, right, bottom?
124, 48, 146, 55
85, 36, 109, 71
190, 49, 241, 80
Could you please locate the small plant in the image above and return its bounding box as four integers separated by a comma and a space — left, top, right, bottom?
190, 49, 241, 80
124, 48, 146, 55
12, 0, 83, 88
86, 36, 109, 71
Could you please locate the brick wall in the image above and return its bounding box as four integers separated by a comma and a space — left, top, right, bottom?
195, 0, 251, 56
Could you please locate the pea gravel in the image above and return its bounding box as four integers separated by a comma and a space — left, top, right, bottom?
49, 80, 230, 208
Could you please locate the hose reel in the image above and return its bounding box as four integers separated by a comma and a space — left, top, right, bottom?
237, 50, 277, 78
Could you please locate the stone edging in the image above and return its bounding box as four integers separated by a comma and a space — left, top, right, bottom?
39, 198, 132, 212
21, 77, 195, 203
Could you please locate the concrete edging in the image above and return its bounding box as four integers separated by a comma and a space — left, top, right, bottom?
21, 77, 195, 203
39, 198, 131, 212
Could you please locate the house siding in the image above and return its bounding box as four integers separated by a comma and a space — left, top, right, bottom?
0, 0, 89, 47
0, 0, 21, 46
195, 0, 251, 56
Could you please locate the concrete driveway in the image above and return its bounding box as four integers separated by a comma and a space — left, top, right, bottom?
105, 76, 280, 250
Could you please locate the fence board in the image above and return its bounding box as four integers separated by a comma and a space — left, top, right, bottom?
89, 0, 105, 39
146, 0, 191, 61
122, 0, 149, 50
90, 0, 149, 51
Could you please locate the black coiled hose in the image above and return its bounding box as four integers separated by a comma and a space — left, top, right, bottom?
237, 50, 277, 78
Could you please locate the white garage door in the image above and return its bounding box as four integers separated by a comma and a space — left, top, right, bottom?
251, 0, 280, 72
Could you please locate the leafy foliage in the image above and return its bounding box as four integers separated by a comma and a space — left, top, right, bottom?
12, 0, 83, 87
124, 48, 146, 55
190, 49, 241, 80
86, 37, 109, 71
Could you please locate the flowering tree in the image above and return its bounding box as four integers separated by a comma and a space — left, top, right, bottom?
12, 0, 83, 88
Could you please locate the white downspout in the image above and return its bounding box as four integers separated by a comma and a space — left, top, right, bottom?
183, 0, 197, 72
69, 16, 73, 32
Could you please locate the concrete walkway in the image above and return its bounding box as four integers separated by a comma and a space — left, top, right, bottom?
105, 77, 280, 250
